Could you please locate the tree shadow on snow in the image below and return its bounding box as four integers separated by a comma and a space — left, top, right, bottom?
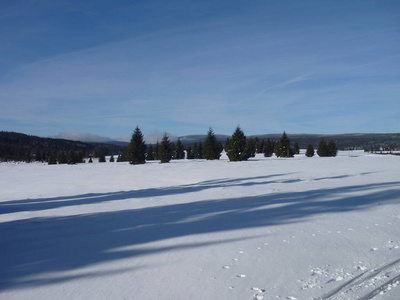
0, 174, 295, 214
0, 176, 399, 291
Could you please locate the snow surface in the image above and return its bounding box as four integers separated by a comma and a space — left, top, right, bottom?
1, 151, 400, 300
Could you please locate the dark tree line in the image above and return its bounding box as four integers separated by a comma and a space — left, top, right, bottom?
130, 127, 224, 164
1, 129, 341, 164
223, 128, 337, 161
0, 131, 123, 163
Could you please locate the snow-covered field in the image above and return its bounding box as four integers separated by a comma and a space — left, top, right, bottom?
1, 151, 400, 300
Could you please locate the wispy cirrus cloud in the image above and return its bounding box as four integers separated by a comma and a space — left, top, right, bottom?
0, 1, 399, 137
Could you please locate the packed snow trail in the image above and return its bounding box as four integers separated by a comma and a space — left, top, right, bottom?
318, 257, 400, 299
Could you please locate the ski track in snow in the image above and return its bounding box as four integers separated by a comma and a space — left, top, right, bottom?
301, 223, 400, 300
209, 216, 400, 300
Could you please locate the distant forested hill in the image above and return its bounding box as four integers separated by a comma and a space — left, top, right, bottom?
250, 133, 400, 151
0, 131, 125, 162
179, 133, 400, 151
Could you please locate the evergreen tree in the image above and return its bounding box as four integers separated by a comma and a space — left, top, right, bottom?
109, 155, 115, 162
175, 139, 185, 159
274, 132, 294, 158
116, 154, 122, 162
48, 153, 57, 165
35, 150, 43, 162
186, 146, 194, 159
120, 147, 129, 161
317, 138, 329, 157
98, 152, 106, 163
57, 151, 67, 164
197, 142, 203, 159
246, 138, 257, 158
192, 142, 199, 158
203, 128, 223, 160
154, 142, 160, 160
224, 138, 231, 153
293, 142, 300, 155
89, 157, 93, 163
226, 126, 251, 162
67, 150, 77, 164
77, 150, 85, 163
263, 139, 274, 157
128, 126, 146, 165
159, 134, 173, 163
171, 142, 176, 159
257, 139, 265, 154
328, 140, 338, 157
24, 150, 32, 163
305, 143, 315, 157
146, 145, 155, 160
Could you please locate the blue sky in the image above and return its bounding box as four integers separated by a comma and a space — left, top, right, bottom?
0, 0, 399, 140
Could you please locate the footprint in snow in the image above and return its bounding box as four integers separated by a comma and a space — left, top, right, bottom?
357, 265, 367, 271
237, 274, 246, 278
237, 250, 244, 254
251, 287, 265, 299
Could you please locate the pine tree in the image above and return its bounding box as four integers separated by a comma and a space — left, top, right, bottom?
305, 143, 315, 157
77, 150, 85, 163
246, 138, 257, 158
192, 142, 199, 159
197, 142, 203, 159
99, 152, 106, 163
159, 134, 173, 163
48, 153, 57, 165
171, 142, 176, 159
154, 142, 160, 160
67, 150, 77, 164
24, 150, 32, 163
293, 142, 300, 155
128, 126, 146, 165
146, 145, 155, 160
203, 128, 223, 160
327, 140, 338, 157
120, 147, 129, 161
109, 155, 115, 162
175, 139, 185, 159
89, 157, 93, 163
116, 154, 122, 162
317, 138, 328, 157
257, 139, 265, 154
57, 151, 67, 164
186, 146, 194, 159
226, 126, 251, 162
263, 139, 274, 157
274, 132, 294, 158
224, 138, 231, 153
35, 150, 43, 162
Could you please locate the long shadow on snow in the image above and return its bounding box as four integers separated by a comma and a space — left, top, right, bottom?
1, 179, 399, 291
0, 174, 296, 214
